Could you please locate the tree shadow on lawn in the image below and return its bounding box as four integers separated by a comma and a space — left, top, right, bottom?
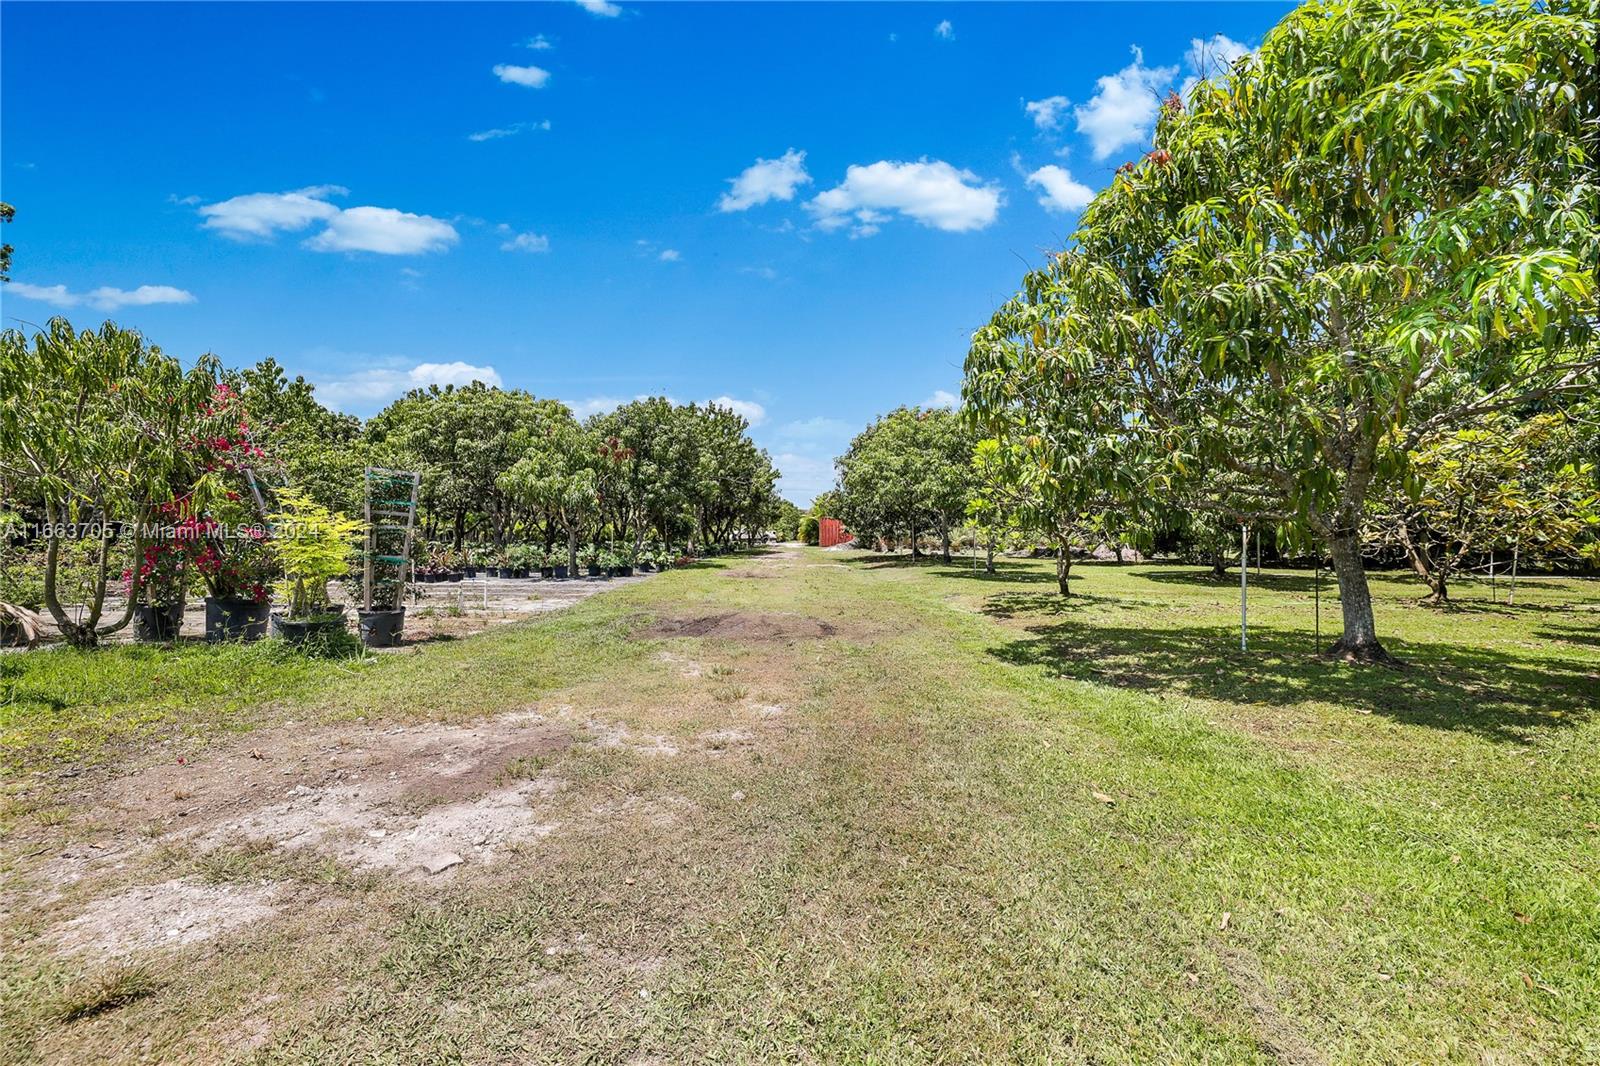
982, 597, 1599, 744
854, 555, 1060, 584
1137, 568, 1327, 595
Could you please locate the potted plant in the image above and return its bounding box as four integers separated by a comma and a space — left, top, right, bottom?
268, 488, 361, 644
125, 537, 187, 642
615, 549, 635, 578
583, 544, 604, 578
464, 549, 478, 579
552, 549, 569, 580
597, 548, 620, 579
345, 571, 406, 648
538, 546, 555, 580
186, 503, 276, 642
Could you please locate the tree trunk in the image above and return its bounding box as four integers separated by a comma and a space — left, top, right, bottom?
567, 528, 579, 574
910, 520, 920, 559
940, 521, 951, 564
1114, 542, 1126, 564
1055, 539, 1072, 596
1325, 531, 1395, 663
1210, 552, 1230, 581
985, 537, 995, 574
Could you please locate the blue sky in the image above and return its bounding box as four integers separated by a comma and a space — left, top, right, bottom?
1, 1, 1287, 504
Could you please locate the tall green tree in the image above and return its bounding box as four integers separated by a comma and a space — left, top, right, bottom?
0, 319, 226, 646
981, 0, 1597, 656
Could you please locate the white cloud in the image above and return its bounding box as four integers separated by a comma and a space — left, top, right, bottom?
923, 390, 959, 409
718, 149, 812, 212
771, 450, 834, 507
740, 265, 779, 281
524, 34, 554, 50
658, 248, 681, 262
198, 187, 456, 255
468, 119, 550, 142
808, 159, 1001, 235
304, 206, 458, 255
198, 184, 346, 239
493, 63, 552, 88
1026, 165, 1094, 213
706, 396, 765, 426
574, 0, 622, 16
312, 358, 502, 411
7, 281, 196, 311
1075, 47, 1178, 160
934, 20, 954, 40
1181, 33, 1251, 98
1024, 95, 1071, 131
776, 416, 852, 441
500, 230, 551, 253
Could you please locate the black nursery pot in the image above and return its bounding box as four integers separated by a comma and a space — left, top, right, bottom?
449, 571, 464, 582
553, 565, 569, 580
133, 602, 184, 642
617, 565, 634, 577
465, 566, 478, 578
357, 606, 406, 647
509, 567, 525, 579
271, 611, 347, 644
587, 564, 604, 578
540, 566, 554, 579
205, 596, 269, 642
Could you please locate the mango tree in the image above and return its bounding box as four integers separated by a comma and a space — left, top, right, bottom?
0, 319, 224, 647
1059, 0, 1596, 659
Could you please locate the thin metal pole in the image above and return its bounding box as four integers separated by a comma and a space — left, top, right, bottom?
1489, 549, 1496, 604
1314, 557, 1321, 652
1509, 542, 1519, 605
1240, 526, 1249, 652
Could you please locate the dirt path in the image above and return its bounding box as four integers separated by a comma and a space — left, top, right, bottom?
5, 549, 828, 1062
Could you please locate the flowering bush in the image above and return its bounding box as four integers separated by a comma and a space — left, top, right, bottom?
122, 539, 187, 607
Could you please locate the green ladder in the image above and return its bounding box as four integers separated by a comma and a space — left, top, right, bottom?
363, 466, 420, 610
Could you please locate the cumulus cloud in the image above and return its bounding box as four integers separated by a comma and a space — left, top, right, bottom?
923, 389, 959, 409
468, 119, 550, 142
493, 63, 552, 88
304, 207, 459, 255
934, 20, 954, 40
198, 187, 457, 255
771, 451, 834, 507
6, 282, 197, 311
312, 358, 502, 411
198, 185, 346, 238
1026, 165, 1094, 213
1075, 47, 1178, 160
658, 248, 681, 262
718, 149, 812, 212
706, 396, 765, 426
574, 0, 622, 16
1024, 95, 1072, 132
807, 159, 1001, 235
524, 33, 554, 50
1181, 33, 1251, 98
500, 230, 551, 253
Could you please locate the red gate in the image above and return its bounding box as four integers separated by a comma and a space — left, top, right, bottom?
818, 517, 849, 548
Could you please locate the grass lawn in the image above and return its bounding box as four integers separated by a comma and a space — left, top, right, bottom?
2, 548, 1597, 1064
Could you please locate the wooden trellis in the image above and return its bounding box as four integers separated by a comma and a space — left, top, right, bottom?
362, 467, 420, 610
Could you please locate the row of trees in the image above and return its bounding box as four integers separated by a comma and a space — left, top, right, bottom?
835, 0, 1597, 663
1, 318, 787, 645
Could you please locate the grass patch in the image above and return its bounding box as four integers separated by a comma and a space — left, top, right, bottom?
5, 549, 1598, 1063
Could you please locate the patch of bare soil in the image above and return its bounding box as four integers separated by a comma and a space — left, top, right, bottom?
43, 879, 283, 958
638, 610, 838, 641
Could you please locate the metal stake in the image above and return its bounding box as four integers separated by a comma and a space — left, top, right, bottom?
1240, 526, 1249, 652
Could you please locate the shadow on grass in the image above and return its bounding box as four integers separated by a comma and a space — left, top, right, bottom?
982, 599, 1599, 744
1138, 568, 1326, 594
846, 554, 1062, 585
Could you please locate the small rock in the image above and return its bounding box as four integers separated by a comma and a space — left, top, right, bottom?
367, 829, 387, 839
422, 852, 464, 874
731, 790, 746, 802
